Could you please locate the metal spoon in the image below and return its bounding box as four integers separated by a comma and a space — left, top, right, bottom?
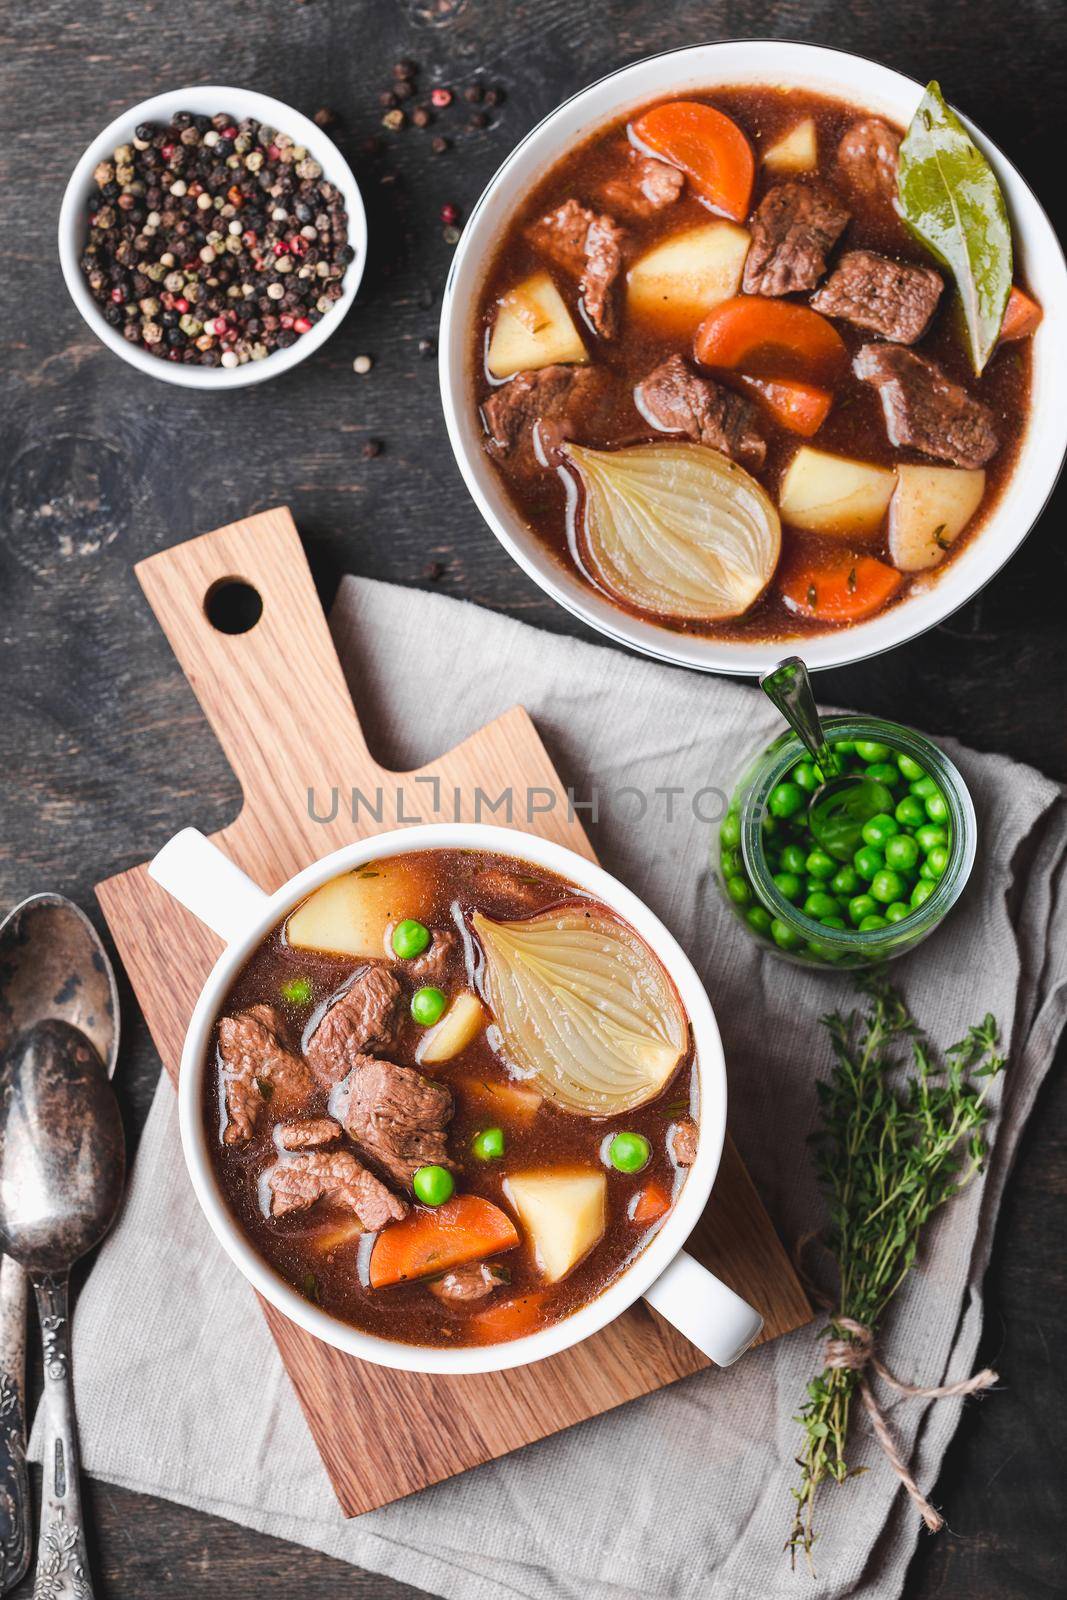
0, 1020, 124, 1600
759, 657, 893, 863
0, 896, 119, 1595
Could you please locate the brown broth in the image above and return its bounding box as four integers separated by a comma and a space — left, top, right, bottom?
472, 85, 1032, 642
203, 849, 697, 1348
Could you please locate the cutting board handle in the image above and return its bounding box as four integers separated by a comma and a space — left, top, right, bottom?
135, 508, 383, 844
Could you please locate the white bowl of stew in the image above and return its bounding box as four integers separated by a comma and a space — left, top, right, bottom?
439, 40, 1067, 674
150, 822, 763, 1375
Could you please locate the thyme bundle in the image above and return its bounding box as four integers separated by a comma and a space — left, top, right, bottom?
789, 979, 1005, 1567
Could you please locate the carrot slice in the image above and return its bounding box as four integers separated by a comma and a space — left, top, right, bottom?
368, 1194, 519, 1288
998, 285, 1043, 343
470, 1288, 552, 1344
694, 297, 847, 384
629, 1181, 672, 1226
735, 375, 833, 437
631, 101, 755, 222
780, 554, 903, 625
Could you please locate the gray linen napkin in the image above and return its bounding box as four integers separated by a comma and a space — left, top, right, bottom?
36, 577, 1067, 1600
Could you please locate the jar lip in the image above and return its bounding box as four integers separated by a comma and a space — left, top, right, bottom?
740, 716, 977, 949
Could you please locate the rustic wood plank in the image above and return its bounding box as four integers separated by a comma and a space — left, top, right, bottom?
96, 507, 810, 1518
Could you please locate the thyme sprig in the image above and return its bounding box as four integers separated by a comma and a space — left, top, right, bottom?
788, 978, 1005, 1568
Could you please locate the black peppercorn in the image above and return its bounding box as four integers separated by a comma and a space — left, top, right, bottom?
464, 84, 483, 103
468, 111, 488, 130
431, 135, 449, 154
362, 438, 383, 458
484, 87, 504, 106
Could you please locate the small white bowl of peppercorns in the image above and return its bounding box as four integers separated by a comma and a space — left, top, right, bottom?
59, 85, 367, 388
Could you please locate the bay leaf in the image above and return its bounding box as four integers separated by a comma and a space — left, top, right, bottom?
897, 81, 1012, 374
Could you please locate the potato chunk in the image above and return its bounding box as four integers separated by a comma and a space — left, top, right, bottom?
417, 992, 485, 1065
626, 222, 750, 335
888, 465, 986, 571
487, 273, 587, 378
763, 119, 817, 173
286, 863, 431, 960
778, 446, 896, 536
504, 1169, 607, 1283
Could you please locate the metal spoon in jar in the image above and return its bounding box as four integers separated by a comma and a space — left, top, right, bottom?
0, 895, 119, 1595
759, 657, 893, 863
0, 1020, 124, 1600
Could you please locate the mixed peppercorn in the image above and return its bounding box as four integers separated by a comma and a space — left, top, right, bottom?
79, 110, 354, 367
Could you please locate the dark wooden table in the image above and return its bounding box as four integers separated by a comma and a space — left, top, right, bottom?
2, 1, 1064, 1595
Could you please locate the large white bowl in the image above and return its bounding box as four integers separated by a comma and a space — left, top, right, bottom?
149, 821, 763, 1376
59, 85, 367, 390
440, 41, 1067, 674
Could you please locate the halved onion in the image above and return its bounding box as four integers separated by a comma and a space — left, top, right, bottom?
564, 440, 780, 621
472, 905, 689, 1117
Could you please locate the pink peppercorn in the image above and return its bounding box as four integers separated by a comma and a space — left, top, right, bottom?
431, 87, 452, 108
440, 202, 459, 224
268, 144, 281, 160
222, 126, 238, 139
273, 240, 290, 255
175, 296, 189, 313
280, 313, 294, 329
162, 143, 176, 159
242, 229, 257, 247
293, 316, 312, 334
110, 287, 125, 303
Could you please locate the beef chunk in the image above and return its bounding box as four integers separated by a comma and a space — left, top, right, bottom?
837, 118, 902, 202
527, 199, 625, 337
331, 1055, 455, 1187
853, 344, 999, 468
671, 1117, 699, 1167
600, 154, 684, 217
266, 1148, 408, 1230
812, 251, 942, 344
274, 1117, 342, 1151
305, 965, 401, 1087
742, 181, 850, 297
482, 364, 603, 472
634, 355, 766, 470
428, 1262, 509, 1303
406, 929, 459, 988
217, 1005, 314, 1145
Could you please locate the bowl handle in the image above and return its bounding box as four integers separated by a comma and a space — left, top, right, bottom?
643, 1249, 764, 1367
148, 827, 270, 944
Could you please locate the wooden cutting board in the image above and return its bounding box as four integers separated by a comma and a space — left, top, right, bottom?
96, 507, 810, 1516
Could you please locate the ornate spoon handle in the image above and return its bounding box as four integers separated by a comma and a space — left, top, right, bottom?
0, 1255, 30, 1594
31, 1273, 94, 1600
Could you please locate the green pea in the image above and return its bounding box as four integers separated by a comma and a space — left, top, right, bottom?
831, 865, 860, 897
792, 761, 819, 792
726, 875, 752, 906
832, 739, 856, 755
855, 739, 892, 763
721, 847, 743, 879
894, 795, 926, 829
915, 823, 948, 853
804, 891, 840, 920
411, 986, 447, 1026
771, 918, 803, 951
472, 1126, 505, 1161
910, 776, 938, 798
870, 869, 906, 905
746, 906, 773, 936
853, 845, 884, 881
805, 849, 836, 881
897, 753, 926, 781
413, 1165, 455, 1206
609, 1131, 651, 1173
859, 914, 888, 931
925, 791, 949, 824
885, 901, 911, 923
761, 812, 778, 836
848, 893, 877, 924
911, 879, 936, 908
865, 762, 901, 787
720, 812, 741, 850
392, 919, 431, 959
773, 872, 803, 903
819, 916, 847, 930
861, 813, 899, 848
769, 781, 805, 819
884, 834, 919, 872
280, 977, 313, 1005
926, 844, 949, 878
780, 843, 808, 875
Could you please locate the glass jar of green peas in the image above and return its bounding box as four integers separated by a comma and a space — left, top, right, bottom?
715, 716, 976, 968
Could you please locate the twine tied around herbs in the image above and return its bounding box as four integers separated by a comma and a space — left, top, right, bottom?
797, 1235, 999, 1532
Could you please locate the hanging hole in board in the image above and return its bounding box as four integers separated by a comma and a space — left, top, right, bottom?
204, 578, 263, 635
